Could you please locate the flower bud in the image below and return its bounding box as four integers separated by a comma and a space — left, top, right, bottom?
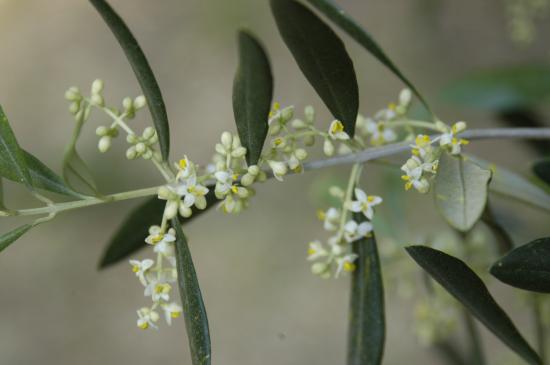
91, 94, 104, 107
98, 136, 111, 153
179, 204, 192, 218
453, 121, 467, 134
64, 87, 80, 101
304, 105, 315, 122
126, 146, 138, 160
399, 88, 412, 107
195, 196, 207, 210
143, 126, 156, 140
231, 146, 247, 158
311, 262, 329, 276
91, 79, 104, 95
96, 126, 108, 136
133, 95, 147, 109
281, 106, 294, 122
221, 132, 233, 149
268, 160, 287, 179
236, 187, 249, 198
241, 173, 255, 187
248, 165, 260, 176
304, 135, 315, 146
135, 142, 147, 154
232, 135, 242, 149
142, 149, 153, 160
126, 134, 138, 144
122, 97, 133, 111
157, 186, 172, 200
329, 186, 345, 199
291, 119, 308, 129
323, 139, 335, 156
69, 101, 80, 115
269, 124, 281, 135
163, 201, 179, 220
294, 148, 307, 160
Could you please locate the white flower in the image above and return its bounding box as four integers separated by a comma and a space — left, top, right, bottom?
343, 220, 373, 242
145, 282, 172, 303
180, 176, 209, 209
410, 134, 435, 160
349, 188, 383, 220
307, 240, 329, 261
400, 155, 438, 194
162, 302, 183, 325
129, 259, 154, 286
439, 121, 469, 155
335, 253, 359, 277
136, 307, 159, 330
318, 207, 341, 231
267, 160, 288, 181
176, 156, 195, 180
365, 118, 397, 146
328, 120, 350, 140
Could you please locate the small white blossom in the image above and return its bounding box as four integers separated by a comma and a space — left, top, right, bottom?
439, 121, 469, 155
335, 253, 359, 278
162, 303, 183, 325
129, 259, 154, 286
307, 240, 329, 261
349, 188, 383, 220
136, 307, 159, 330
343, 220, 373, 243
328, 120, 350, 140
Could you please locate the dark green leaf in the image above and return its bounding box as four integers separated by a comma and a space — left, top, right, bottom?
406, 245, 542, 365
491, 237, 550, 293
233, 30, 274, 165
99, 188, 217, 268
89, 0, 171, 161
0, 106, 33, 190
0, 224, 33, 253
470, 156, 550, 213
270, 0, 359, 136
305, 0, 431, 113
440, 65, 550, 111
481, 204, 514, 254
533, 159, 550, 187
434, 154, 492, 232
172, 218, 211, 365
348, 218, 385, 365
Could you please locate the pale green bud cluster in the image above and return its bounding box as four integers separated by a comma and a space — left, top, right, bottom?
126, 127, 160, 160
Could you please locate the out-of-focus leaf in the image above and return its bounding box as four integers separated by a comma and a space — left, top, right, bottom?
491, 237, 550, 293
305, 0, 431, 114
533, 159, 550, 187
62, 116, 100, 195
0, 106, 33, 190
470, 156, 550, 213
270, 0, 359, 137
481, 204, 514, 254
89, 0, 171, 161
348, 215, 385, 365
406, 245, 542, 365
440, 65, 550, 111
172, 218, 211, 365
99, 188, 217, 268
434, 154, 491, 232
233, 30, 273, 165
496, 109, 549, 156
0, 224, 33, 253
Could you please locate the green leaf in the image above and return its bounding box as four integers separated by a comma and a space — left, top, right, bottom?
0, 106, 33, 190
62, 115, 100, 195
533, 159, 550, 187
233, 30, 274, 166
491, 237, 550, 293
89, 0, 171, 161
99, 188, 217, 268
347, 224, 385, 365
440, 65, 550, 111
470, 156, 550, 213
0, 224, 33, 253
172, 218, 211, 365
305, 0, 431, 113
481, 205, 514, 254
406, 245, 542, 365
434, 154, 492, 232
270, 0, 359, 137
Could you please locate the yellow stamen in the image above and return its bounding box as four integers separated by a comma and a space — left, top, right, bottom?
231, 185, 239, 194
367, 196, 375, 203
179, 159, 188, 170
232, 174, 239, 181
151, 234, 164, 244
331, 120, 345, 134
138, 322, 149, 330
401, 175, 410, 181
411, 148, 420, 157
343, 262, 356, 272
388, 102, 397, 111
317, 209, 326, 221
132, 265, 140, 273
405, 182, 413, 191
274, 138, 283, 146
307, 248, 317, 256
171, 311, 181, 319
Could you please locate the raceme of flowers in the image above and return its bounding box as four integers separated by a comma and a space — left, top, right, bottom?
64, 81, 470, 330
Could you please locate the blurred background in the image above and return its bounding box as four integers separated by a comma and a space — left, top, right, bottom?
0, 0, 549, 364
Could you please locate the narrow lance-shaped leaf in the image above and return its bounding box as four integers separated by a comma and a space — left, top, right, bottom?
491, 237, 550, 293
305, 0, 432, 114
0, 106, 33, 190
470, 156, 550, 213
348, 213, 385, 365
270, 0, 359, 137
0, 224, 33, 253
233, 30, 274, 165
434, 154, 491, 232
533, 159, 550, 187
406, 245, 542, 365
172, 218, 211, 365
99, 187, 217, 268
89, 0, 171, 161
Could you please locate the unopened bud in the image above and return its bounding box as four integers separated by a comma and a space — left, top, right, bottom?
91, 79, 104, 95
241, 173, 255, 187
143, 126, 156, 140
64, 87, 81, 101
133, 95, 147, 109
135, 142, 147, 154
248, 165, 260, 176
98, 136, 111, 153
295, 148, 307, 160
96, 126, 108, 136
304, 105, 315, 122
122, 97, 133, 111
323, 139, 335, 156
90, 94, 104, 107
221, 131, 233, 149
126, 147, 138, 160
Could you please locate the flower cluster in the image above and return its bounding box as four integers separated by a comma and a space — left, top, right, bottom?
130, 226, 182, 330
307, 187, 382, 278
